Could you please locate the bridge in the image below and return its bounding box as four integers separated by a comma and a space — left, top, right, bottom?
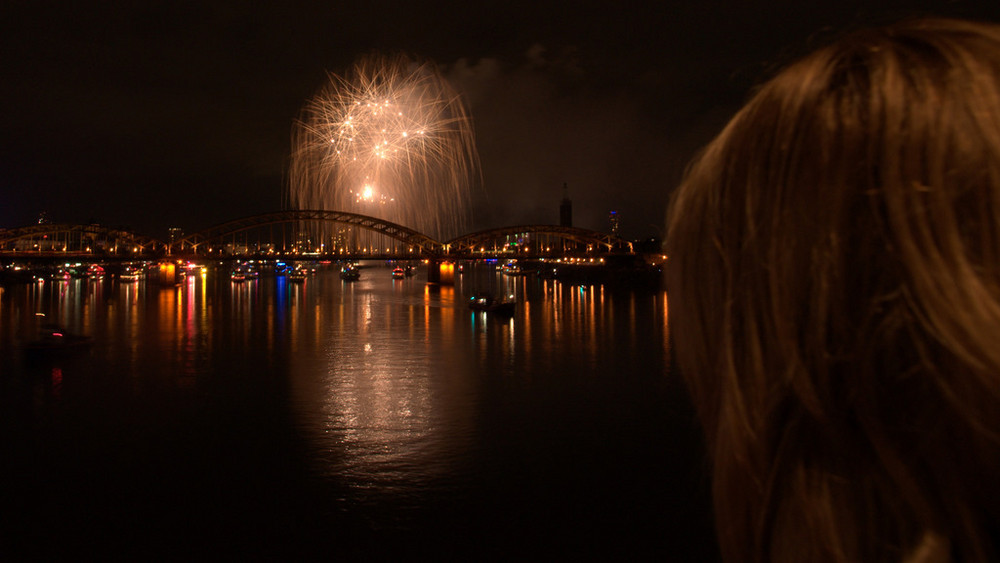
0, 222, 167, 258
0, 210, 633, 261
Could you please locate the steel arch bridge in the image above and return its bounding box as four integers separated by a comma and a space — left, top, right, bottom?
0, 223, 166, 255
443, 225, 633, 256
174, 211, 631, 258
173, 209, 442, 255
0, 211, 634, 260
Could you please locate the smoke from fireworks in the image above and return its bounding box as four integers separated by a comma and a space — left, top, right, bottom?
289, 54, 480, 241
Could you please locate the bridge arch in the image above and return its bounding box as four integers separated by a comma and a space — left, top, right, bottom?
174, 210, 443, 256
0, 216, 637, 261
443, 225, 632, 255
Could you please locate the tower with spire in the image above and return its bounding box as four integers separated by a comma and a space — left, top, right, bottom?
559, 182, 572, 227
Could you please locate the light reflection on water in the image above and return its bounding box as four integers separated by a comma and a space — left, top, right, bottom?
0, 261, 710, 559
288, 271, 477, 498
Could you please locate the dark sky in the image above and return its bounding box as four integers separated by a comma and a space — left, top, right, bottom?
3, 1, 1000, 240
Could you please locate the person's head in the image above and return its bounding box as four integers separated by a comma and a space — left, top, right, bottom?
666, 18, 1000, 562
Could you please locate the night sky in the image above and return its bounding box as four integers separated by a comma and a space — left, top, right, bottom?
4, 1, 1000, 240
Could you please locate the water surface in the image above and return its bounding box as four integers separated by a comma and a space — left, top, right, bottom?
0, 262, 714, 560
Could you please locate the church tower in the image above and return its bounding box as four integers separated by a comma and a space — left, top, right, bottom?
559, 182, 572, 227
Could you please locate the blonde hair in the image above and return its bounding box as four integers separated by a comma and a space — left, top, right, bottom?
666, 18, 1000, 562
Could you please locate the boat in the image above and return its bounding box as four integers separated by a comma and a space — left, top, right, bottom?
468, 294, 516, 315
501, 261, 530, 276
340, 265, 361, 281
50, 268, 71, 281
120, 265, 144, 281
231, 264, 258, 281
85, 264, 106, 279
184, 262, 207, 277
23, 324, 93, 357
289, 265, 309, 282
404, 265, 416, 277
0, 265, 35, 285
391, 267, 406, 279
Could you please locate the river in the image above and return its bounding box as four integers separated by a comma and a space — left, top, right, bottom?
0, 261, 715, 560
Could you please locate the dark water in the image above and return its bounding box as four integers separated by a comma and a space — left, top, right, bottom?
0, 262, 715, 560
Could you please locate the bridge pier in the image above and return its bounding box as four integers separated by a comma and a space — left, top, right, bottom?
426, 259, 455, 286
153, 260, 178, 285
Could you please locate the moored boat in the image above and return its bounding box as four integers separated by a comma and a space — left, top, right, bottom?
501, 261, 530, 276
468, 294, 516, 315
85, 264, 106, 279
120, 265, 144, 281
50, 267, 71, 281
231, 263, 258, 281
23, 324, 93, 357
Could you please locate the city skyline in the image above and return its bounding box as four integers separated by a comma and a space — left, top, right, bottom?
4, 1, 1000, 240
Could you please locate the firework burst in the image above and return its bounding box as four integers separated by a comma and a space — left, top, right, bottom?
289, 53, 480, 241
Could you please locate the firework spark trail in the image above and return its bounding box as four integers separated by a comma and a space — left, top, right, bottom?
290, 54, 481, 243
